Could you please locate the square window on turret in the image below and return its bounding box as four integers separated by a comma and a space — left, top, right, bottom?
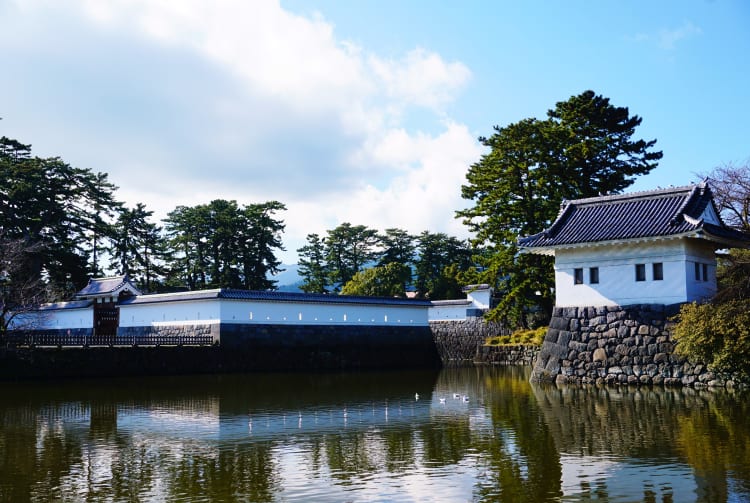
574, 268, 583, 284
635, 264, 646, 282
589, 267, 599, 284
653, 263, 663, 281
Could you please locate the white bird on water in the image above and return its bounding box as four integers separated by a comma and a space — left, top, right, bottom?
453, 393, 461, 399
462, 395, 469, 403
415, 393, 420, 401
439, 397, 446, 404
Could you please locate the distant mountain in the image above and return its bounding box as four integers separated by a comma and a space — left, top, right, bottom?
270, 264, 302, 292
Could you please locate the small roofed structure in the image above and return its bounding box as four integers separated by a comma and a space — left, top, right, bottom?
74, 275, 141, 336
74, 275, 141, 302
518, 182, 750, 307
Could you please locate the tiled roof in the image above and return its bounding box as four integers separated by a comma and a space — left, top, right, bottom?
119, 289, 222, 305
219, 289, 432, 306
121, 288, 431, 307
38, 300, 93, 311
518, 183, 750, 249
75, 275, 141, 298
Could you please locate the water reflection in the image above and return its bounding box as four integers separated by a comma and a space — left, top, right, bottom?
0, 368, 748, 502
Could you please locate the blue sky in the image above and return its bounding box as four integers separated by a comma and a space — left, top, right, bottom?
1, 0, 748, 263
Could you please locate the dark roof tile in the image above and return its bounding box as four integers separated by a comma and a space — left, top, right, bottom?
519, 183, 750, 249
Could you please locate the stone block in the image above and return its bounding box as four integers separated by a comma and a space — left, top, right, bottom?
557, 331, 571, 347
637, 325, 650, 335
550, 317, 569, 331
545, 328, 560, 343
614, 344, 629, 356
590, 315, 607, 326
592, 348, 607, 362
682, 375, 697, 386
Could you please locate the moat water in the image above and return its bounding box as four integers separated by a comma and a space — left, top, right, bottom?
1, 366, 748, 502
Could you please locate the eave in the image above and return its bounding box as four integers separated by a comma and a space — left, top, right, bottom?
519, 230, 713, 256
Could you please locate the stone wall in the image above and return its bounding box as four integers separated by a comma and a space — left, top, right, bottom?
430, 317, 510, 363
119, 324, 219, 342
531, 304, 743, 388
475, 344, 539, 365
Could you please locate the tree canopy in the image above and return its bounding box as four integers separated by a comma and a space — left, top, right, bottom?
163, 199, 286, 291
297, 225, 475, 299
457, 90, 663, 327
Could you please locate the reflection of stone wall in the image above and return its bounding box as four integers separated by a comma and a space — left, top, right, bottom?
475, 345, 539, 365
532, 383, 703, 456
430, 318, 510, 363
531, 304, 740, 388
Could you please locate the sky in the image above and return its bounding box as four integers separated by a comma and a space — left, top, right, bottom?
1, 0, 749, 264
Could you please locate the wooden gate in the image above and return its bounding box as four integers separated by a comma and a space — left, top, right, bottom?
93, 302, 119, 336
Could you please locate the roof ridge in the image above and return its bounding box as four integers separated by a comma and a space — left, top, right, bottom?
566, 184, 698, 206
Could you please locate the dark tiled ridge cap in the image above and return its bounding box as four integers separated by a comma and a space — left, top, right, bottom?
121, 289, 432, 307
558, 184, 697, 206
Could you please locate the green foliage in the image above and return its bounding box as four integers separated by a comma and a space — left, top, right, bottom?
297, 233, 329, 293
163, 199, 286, 290
413, 231, 473, 300
458, 90, 662, 327
324, 223, 380, 291
298, 226, 477, 298
673, 300, 750, 380
0, 135, 121, 293
486, 327, 546, 346
341, 263, 410, 297
110, 203, 166, 292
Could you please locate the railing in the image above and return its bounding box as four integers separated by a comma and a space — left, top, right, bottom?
6, 333, 215, 347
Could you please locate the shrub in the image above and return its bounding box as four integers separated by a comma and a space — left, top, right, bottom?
485, 326, 546, 346
673, 300, 750, 380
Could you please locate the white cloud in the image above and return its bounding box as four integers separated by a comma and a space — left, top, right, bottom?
627, 20, 702, 51
658, 21, 702, 50
1, 0, 478, 264
370, 48, 472, 111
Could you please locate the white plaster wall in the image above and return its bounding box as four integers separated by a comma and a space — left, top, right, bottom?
219, 299, 428, 326
119, 299, 221, 327
466, 289, 491, 309
553, 239, 716, 307
118, 298, 429, 327
10, 308, 92, 330
428, 304, 469, 321
684, 240, 717, 302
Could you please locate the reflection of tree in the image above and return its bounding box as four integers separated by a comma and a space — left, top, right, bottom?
323, 432, 378, 481
382, 428, 416, 473
0, 410, 84, 501
475, 367, 562, 501
677, 392, 750, 502
419, 418, 472, 466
